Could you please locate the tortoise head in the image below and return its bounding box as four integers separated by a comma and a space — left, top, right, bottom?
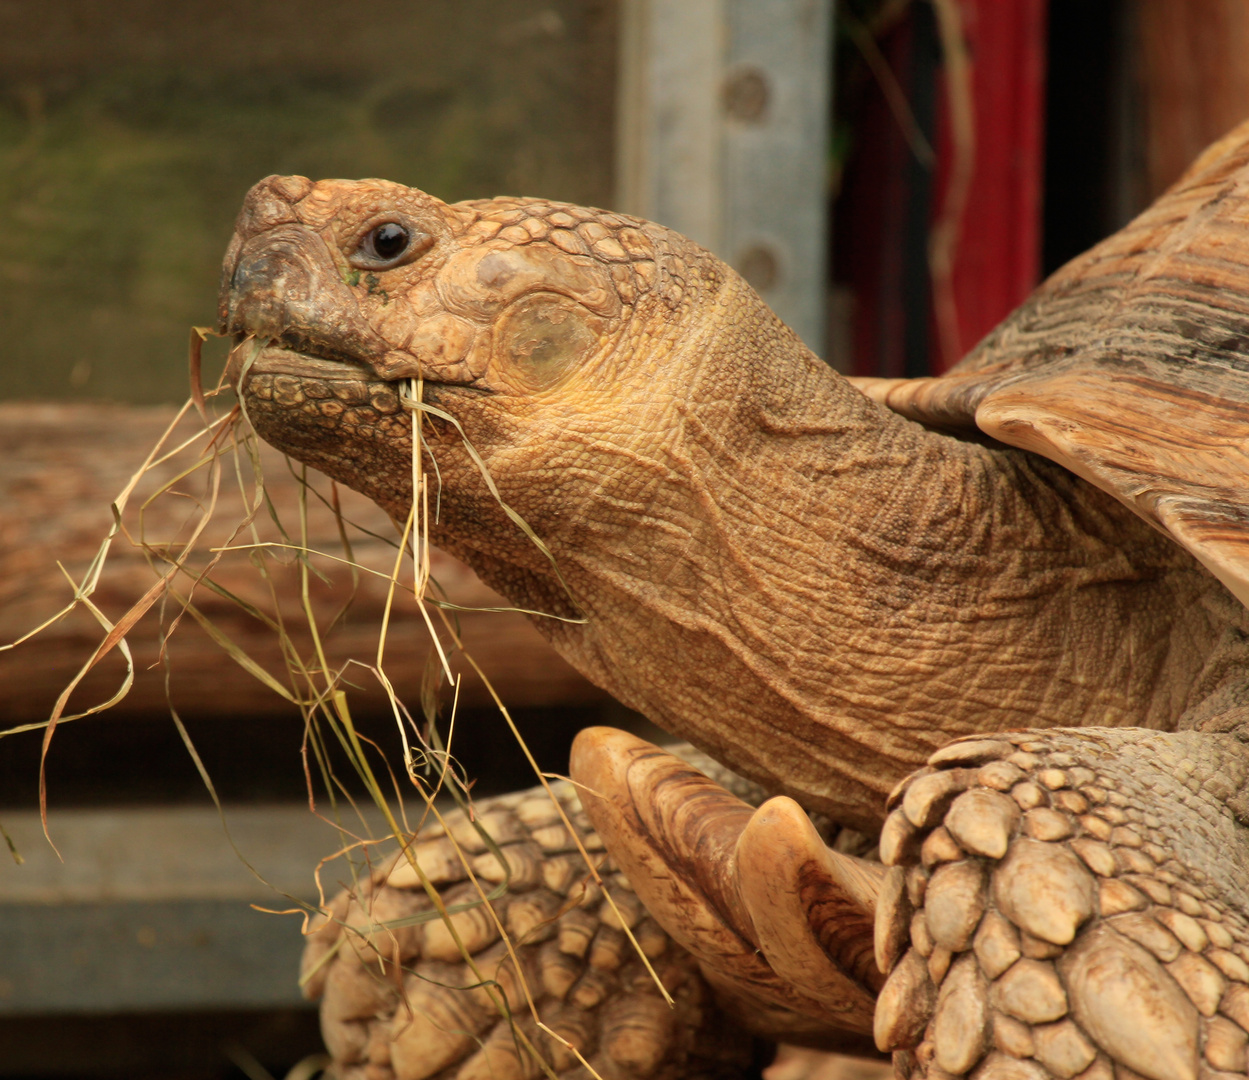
218, 175, 886, 820
217, 176, 729, 576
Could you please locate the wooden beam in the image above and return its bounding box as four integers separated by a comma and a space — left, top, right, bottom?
0, 404, 607, 728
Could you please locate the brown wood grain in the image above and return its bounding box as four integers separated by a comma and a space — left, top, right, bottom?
0, 403, 606, 727
1139, 0, 1249, 198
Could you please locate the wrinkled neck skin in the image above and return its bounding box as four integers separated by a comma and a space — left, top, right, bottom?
406, 277, 1247, 832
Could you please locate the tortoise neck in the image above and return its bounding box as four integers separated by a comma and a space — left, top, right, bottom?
534, 289, 1233, 828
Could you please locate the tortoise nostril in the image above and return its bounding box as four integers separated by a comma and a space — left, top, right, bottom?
218, 220, 393, 366
234, 250, 291, 293
226, 247, 312, 338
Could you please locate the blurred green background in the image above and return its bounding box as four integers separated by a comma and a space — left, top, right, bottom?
0, 0, 616, 403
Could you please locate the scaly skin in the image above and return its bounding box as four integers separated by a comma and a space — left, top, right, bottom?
219, 175, 1249, 1079
298, 775, 758, 1080
872, 728, 1249, 1079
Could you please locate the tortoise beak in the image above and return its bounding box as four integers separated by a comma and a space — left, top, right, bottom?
223, 226, 319, 337
218, 224, 391, 373
218, 175, 490, 391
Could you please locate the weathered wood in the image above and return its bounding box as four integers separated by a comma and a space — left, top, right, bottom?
0, 403, 606, 726
0, 804, 367, 905
0, 898, 309, 1014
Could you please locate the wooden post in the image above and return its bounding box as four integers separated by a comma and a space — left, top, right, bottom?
615, 0, 833, 354
1137, 0, 1249, 198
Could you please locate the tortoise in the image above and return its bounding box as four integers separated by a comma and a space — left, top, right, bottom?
217, 117, 1249, 1080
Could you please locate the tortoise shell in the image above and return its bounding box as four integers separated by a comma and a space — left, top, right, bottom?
852, 119, 1249, 608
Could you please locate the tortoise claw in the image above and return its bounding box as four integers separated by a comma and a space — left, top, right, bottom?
570, 726, 883, 1047
737, 796, 886, 1011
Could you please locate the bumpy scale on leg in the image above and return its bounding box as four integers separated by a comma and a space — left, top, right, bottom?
875, 729, 1249, 1080
301, 779, 754, 1080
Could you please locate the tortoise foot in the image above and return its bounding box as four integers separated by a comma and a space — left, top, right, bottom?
877, 729, 1249, 1080
302, 779, 753, 1080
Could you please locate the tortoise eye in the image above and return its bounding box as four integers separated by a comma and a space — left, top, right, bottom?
362, 223, 410, 262
350, 220, 431, 270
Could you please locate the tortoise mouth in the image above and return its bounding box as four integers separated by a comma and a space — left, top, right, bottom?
226, 336, 488, 395
247, 345, 365, 379
225, 335, 376, 391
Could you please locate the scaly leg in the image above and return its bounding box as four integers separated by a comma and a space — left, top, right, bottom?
303, 732, 890, 1079
877, 727, 1249, 1080
303, 768, 758, 1080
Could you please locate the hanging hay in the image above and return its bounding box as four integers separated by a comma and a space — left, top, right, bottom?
0, 329, 722, 1080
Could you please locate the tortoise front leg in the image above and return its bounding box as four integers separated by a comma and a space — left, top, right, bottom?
878, 727, 1249, 1080
570, 728, 887, 1054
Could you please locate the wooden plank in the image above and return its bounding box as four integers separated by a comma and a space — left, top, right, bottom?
0, 404, 607, 727
0, 804, 362, 1014
0, 806, 358, 904
0, 899, 307, 1013
615, 0, 833, 352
